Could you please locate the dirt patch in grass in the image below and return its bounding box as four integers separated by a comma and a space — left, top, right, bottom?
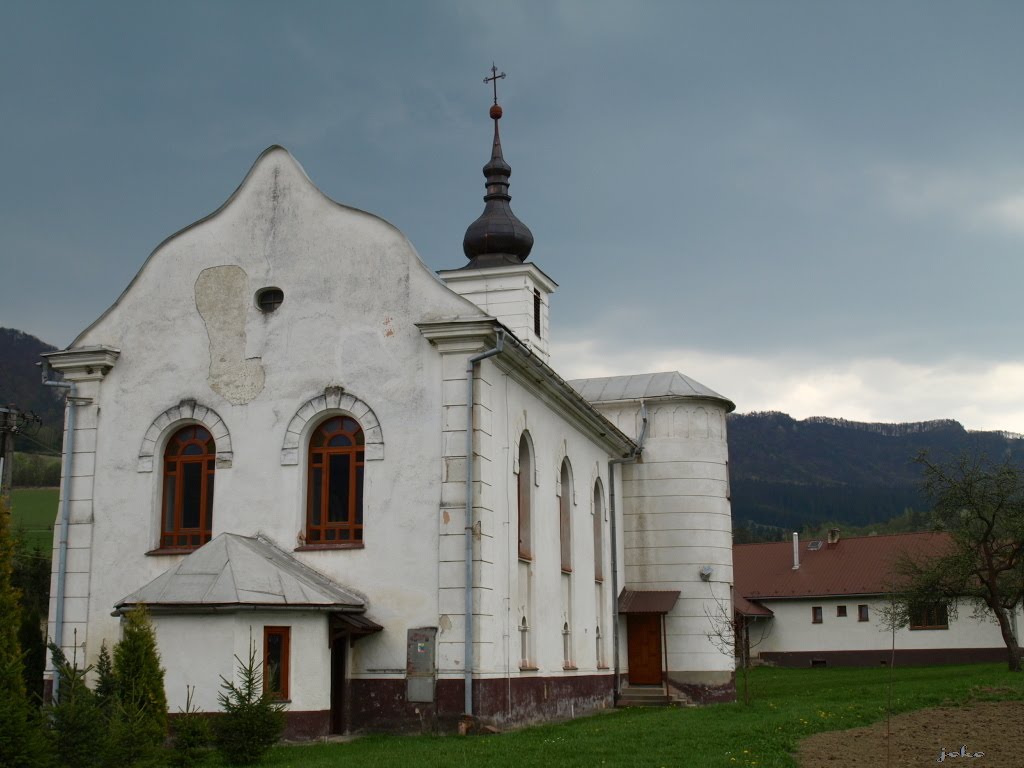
797, 700, 1024, 767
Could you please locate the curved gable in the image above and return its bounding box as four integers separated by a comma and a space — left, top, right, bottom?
74, 145, 485, 350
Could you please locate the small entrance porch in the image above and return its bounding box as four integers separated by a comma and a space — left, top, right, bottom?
617, 589, 679, 705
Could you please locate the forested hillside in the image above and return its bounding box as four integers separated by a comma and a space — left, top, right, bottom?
0, 327, 63, 452
728, 411, 1024, 533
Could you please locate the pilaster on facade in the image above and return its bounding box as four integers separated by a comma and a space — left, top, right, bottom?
420, 321, 503, 678
46, 375, 110, 669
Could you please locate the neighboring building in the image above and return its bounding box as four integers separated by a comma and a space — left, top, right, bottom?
734, 531, 1024, 667
43, 88, 736, 736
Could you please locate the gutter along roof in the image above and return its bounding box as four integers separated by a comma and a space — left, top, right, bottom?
417, 318, 638, 456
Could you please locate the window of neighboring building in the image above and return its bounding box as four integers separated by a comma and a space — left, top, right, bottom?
306, 416, 364, 545
910, 603, 949, 630
836, 605, 847, 618
559, 460, 572, 573
264, 626, 290, 699
858, 604, 869, 622
160, 425, 215, 550
812, 606, 823, 624
517, 435, 533, 560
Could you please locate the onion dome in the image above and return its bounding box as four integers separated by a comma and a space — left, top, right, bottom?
462, 90, 534, 268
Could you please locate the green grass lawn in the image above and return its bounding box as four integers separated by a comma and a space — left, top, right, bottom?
239, 664, 1023, 768
10, 487, 59, 552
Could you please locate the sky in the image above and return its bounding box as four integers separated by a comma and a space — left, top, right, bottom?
3, 1, 1024, 431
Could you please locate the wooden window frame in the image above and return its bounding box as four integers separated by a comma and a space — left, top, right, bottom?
263, 626, 290, 700
836, 605, 847, 618
559, 461, 572, 574
593, 482, 604, 583
811, 606, 823, 624
159, 425, 215, 551
517, 436, 532, 561
909, 603, 949, 630
858, 604, 869, 622
304, 416, 365, 547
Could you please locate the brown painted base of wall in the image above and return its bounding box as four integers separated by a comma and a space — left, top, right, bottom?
759, 647, 1020, 668
665, 673, 736, 704
168, 709, 331, 742
347, 674, 615, 734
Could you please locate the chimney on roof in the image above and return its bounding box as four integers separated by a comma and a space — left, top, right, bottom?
827, 528, 840, 548
792, 532, 800, 570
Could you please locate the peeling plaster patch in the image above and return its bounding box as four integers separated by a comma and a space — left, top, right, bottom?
382, 316, 395, 338
195, 266, 265, 404
439, 614, 452, 633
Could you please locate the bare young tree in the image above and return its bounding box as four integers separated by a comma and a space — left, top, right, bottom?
897, 453, 1024, 672
704, 590, 772, 704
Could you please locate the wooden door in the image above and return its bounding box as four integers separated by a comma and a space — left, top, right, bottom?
330, 640, 345, 733
626, 614, 663, 685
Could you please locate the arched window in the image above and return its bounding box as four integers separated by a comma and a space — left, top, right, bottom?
559, 459, 572, 573
593, 480, 604, 582
517, 435, 533, 560
306, 416, 364, 544
161, 425, 215, 549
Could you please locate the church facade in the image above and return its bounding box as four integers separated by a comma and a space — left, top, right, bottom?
43, 93, 735, 735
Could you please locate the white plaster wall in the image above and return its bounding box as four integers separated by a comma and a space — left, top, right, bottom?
465, 357, 618, 681
438, 266, 552, 362
598, 399, 734, 679
64, 147, 487, 679
755, 598, 1024, 656
154, 612, 329, 713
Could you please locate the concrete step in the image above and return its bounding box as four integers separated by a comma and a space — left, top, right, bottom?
616, 685, 671, 707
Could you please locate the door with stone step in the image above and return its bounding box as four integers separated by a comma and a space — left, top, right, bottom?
626, 613, 663, 685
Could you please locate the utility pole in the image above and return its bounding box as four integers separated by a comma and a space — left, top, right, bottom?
0, 405, 40, 500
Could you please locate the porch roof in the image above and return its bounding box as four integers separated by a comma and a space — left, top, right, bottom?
617, 589, 680, 614
114, 533, 367, 615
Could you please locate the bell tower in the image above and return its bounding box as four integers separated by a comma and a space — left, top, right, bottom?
439, 65, 556, 362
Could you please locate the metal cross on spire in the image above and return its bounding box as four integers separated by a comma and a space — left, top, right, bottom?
484, 63, 506, 106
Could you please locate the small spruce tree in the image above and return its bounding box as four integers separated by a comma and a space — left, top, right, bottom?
214, 639, 285, 766
94, 640, 116, 717
169, 686, 212, 768
110, 606, 168, 764
47, 642, 104, 768
0, 495, 55, 767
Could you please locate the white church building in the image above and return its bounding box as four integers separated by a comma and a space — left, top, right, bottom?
43, 86, 735, 736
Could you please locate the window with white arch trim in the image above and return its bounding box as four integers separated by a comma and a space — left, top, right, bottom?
160, 425, 215, 550
305, 415, 365, 545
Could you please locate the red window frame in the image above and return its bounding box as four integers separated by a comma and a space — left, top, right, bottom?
559, 461, 572, 574
263, 626, 290, 700
160, 425, 215, 550
517, 437, 532, 561
306, 416, 364, 545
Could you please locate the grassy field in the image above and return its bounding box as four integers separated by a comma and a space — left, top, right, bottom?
230, 664, 1023, 768
10, 487, 58, 552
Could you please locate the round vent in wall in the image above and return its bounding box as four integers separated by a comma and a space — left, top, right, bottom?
255, 287, 284, 313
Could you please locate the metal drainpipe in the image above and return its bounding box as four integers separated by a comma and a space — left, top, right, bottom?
608, 401, 648, 702
42, 368, 76, 703
464, 329, 505, 717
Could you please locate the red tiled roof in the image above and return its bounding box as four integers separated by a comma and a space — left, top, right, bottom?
734, 532, 952, 600
735, 595, 773, 617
